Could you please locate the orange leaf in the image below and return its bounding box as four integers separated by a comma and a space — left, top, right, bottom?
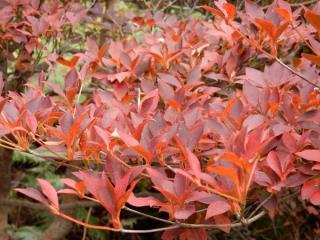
275, 22, 289, 40
79, 131, 87, 151
207, 165, 241, 197
66, 87, 78, 104
146, 19, 155, 27
131, 16, 144, 26
117, 130, 153, 163
305, 10, 320, 32
97, 43, 108, 60
166, 99, 181, 111
57, 56, 79, 68
0, 97, 8, 113
255, 18, 277, 41
302, 53, 320, 65
201, 5, 225, 18
221, 98, 239, 118
221, 152, 244, 169
274, 8, 292, 22
223, 3, 236, 22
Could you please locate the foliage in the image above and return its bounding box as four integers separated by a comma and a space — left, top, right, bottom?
0, 0, 320, 239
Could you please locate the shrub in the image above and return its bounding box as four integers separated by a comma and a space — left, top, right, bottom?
0, 0, 320, 239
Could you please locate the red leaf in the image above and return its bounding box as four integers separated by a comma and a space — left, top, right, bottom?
301, 178, 320, 201
185, 148, 201, 178
0, 97, 8, 113
310, 191, 320, 205
15, 188, 48, 206
128, 193, 160, 207
131, 16, 144, 26
80, 171, 115, 215
206, 200, 231, 219
266, 151, 282, 179
296, 150, 320, 162
158, 73, 181, 88
94, 126, 110, 149
139, 89, 159, 116
57, 56, 80, 68
214, 214, 231, 233
25, 111, 37, 133
0, 71, 4, 94
201, 6, 225, 18
245, 0, 264, 19
116, 130, 153, 162
187, 65, 201, 84
37, 179, 59, 210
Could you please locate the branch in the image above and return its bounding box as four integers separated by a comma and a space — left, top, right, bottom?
274, 57, 320, 89
3, 198, 266, 233
123, 207, 266, 230
226, 23, 320, 89
0, 199, 98, 210
89, 0, 97, 9
56, 209, 266, 234
124, 206, 175, 225
262, 0, 318, 10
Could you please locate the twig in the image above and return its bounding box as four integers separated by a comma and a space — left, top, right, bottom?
248, 194, 273, 219
5, 198, 266, 233
160, 0, 178, 12
106, 11, 124, 38
82, 207, 92, 240
124, 206, 265, 229
154, 0, 164, 11
165, 164, 240, 202
227, 23, 320, 88
124, 206, 175, 225
0, 199, 98, 210
89, 0, 97, 9
57, 209, 266, 234
27, 149, 83, 170
262, 0, 318, 10
275, 57, 320, 88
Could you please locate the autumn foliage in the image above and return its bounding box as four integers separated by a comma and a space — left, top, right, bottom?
1, 0, 320, 239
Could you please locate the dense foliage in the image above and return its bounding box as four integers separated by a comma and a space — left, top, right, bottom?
0, 0, 320, 239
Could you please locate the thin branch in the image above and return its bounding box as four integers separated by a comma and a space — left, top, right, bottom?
58, 209, 266, 234
290, 0, 318, 7
227, 23, 320, 89
160, 0, 178, 12
27, 149, 83, 170
248, 194, 273, 219
262, 0, 318, 10
154, 0, 164, 11
124, 206, 266, 229
0, 199, 98, 210
58, 211, 120, 232
82, 207, 93, 240
4, 198, 266, 233
173, 211, 266, 229
165, 164, 240, 202
106, 11, 124, 38
274, 57, 320, 88
89, 0, 97, 9
123, 206, 175, 225
121, 225, 180, 233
